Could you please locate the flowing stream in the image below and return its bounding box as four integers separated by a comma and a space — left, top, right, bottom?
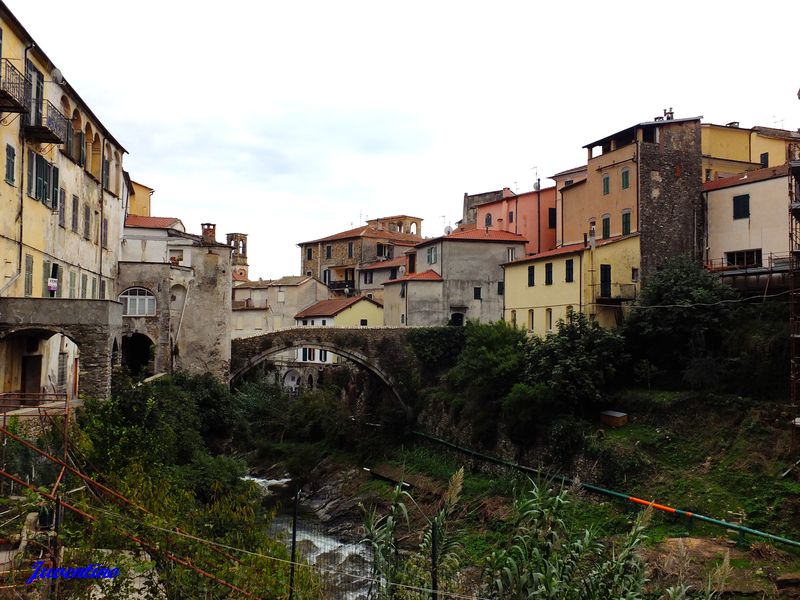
246, 476, 373, 600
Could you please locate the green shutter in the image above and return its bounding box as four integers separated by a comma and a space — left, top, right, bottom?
51, 166, 59, 210
79, 132, 86, 167
42, 260, 50, 296
27, 150, 34, 196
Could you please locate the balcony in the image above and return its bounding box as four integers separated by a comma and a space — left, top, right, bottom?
0, 59, 29, 113
23, 99, 68, 144
597, 282, 637, 304
328, 280, 355, 291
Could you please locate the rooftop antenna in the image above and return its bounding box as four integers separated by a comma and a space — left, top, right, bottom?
513, 180, 518, 193
531, 166, 538, 190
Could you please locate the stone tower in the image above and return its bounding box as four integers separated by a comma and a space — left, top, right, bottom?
226, 233, 249, 280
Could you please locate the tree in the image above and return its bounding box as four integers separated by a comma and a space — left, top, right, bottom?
624, 256, 735, 375
524, 311, 626, 412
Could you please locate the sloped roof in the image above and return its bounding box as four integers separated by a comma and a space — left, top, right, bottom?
384, 269, 444, 284
702, 164, 789, 192
299, 224, 422, 245
125, 215, 184, 229
294, 296, 383, 319
359, 256, 407, 271
415, 228, 528, 248
503, 234, 637, 265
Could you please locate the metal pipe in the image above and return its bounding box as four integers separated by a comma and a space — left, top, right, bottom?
412, 430, 800, 549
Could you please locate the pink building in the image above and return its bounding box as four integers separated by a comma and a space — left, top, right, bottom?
474, 186, 557, 256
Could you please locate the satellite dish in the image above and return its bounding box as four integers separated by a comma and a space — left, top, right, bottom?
398, 266, 406, 277
51, 68, 64, 85
444, 225, 453, 235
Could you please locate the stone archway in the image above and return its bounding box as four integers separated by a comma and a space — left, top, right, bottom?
121, 333, 154, 376
231, 340, 406, 407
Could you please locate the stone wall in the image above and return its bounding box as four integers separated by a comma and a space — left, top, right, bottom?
638, 121, 703, 278
0, 298, 122, 399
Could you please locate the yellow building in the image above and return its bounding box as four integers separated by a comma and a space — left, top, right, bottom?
0, 3, 126, 398
503, 235, 640, 336
128, 180, 154, 217
294, 296, 384, 328
701, 123, 799, 181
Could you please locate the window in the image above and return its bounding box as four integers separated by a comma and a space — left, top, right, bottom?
100, 279, 106, 300
364, 270, 373, 284
71, 195, 79, 232
407, 254, 416, 273
509, 211, 514, 224
600, 264, 612, 298
320, 350, 328, 361
506, 247, 515, 262
545, 263, 553, 285
80, 274, 87, 299
42, 260, 50, 296
546, 308, 553, 331
323, 269, 330, 284
302, 348, 308, 361
306, 247, 313, 260
733, 194, 750, 219
24, 254, 33, 296
26, 61, 44, 126
427, 246, 437, 264
527, 265, 535, 287
510, 309, 516, 327
705, 169, 712, 182
101, 218, 108, 249
760, 152, 769, 168
548, 207, 557, 229
91, 277, 97, 299
528, 309, 534, 331
57, 353, 67, 391
360, 319, 368, 327
497, 281, 504, 295
308, 348, 316, 361
565, 259, 574, 283
377, 243, 385, 257
311, 319, 315, 325
325, 245, 332, 259
401, 313, 406, 324
58, 189, 66, 227
69, 271, 76, 298
389, 267, 398, 280
631, 267, 640, 282
83, 204, 91, 239
305, 270, 312, 276
602, 174, 610, 195
347, 241, 354, 258
601, 215, 610, 239
622, 211, 631, 236
484, 213, 492, 227
302, 319, 308, 326
5, 144, 14, 184
321, 319, 327, 326
621, 169, 630, 189
726, 249, 762, 268
277, 288, 285, 302
473, 287, 482, 300
118, 287, 156, 316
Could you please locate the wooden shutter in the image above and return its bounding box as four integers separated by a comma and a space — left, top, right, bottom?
27, 150, 34, 196
51, 166, 59, 209
78, 132, 86, 167
42, 260, 50, 296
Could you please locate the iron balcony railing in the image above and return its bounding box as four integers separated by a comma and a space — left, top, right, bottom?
705, 252, 791, 273
597, 282, 637, 301
0, 58, 29, 112
0, 392, 68, 411
23, 98, 69, 144
328, 280, 355, 291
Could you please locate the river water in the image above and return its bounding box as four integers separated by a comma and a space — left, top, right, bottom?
246, 476, 374, 600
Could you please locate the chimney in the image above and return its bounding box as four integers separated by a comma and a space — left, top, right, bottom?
201, 223, 216, 245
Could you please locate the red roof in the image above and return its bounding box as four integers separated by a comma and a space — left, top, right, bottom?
299, 224, 422, 245
294, 296, 382, 319
415, 228, 527, 248
702, 164, 788, 192
125, 215, 183, 229
503, 234, 637, 265
384, 269, 443, 284
359, 256, 407, 271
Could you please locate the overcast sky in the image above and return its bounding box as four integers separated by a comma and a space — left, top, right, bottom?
11, 0, 800, 279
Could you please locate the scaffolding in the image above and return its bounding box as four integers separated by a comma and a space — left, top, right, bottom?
788, 144, 800, 453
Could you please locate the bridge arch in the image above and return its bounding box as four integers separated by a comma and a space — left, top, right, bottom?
230, 339, 406, 407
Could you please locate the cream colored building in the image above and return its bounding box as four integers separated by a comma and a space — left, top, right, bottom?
0, 3, 126, 399
703, 165, 789, 269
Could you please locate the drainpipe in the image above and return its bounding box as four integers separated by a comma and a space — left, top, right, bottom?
514, 195, 519, 235
578, 251, 583, 313
99, 137, 105, 296
536, 178, 541, 254
6, 43, 37, 297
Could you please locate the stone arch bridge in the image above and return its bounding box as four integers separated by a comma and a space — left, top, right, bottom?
230, 327, 414, 403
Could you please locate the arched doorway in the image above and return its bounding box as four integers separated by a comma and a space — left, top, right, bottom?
121, 333, 154, 376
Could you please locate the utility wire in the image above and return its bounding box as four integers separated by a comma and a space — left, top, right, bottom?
94, 506, 492, 600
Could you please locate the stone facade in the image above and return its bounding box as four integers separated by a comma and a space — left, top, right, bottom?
638, 120, 702, 277
461, 188, 514, 225
0, 298, 122, 399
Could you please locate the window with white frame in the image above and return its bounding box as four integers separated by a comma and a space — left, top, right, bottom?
119, 287, 156, 316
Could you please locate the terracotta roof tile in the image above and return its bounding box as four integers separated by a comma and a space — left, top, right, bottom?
125, 215, 183, 229
299, 224, 423, 245
503, 234, 637, 265
384, 269, 443, 284
415, 229, 527, 248
294, 296, 382, 319
702, 164, 789, 192
359, 256, 407, 271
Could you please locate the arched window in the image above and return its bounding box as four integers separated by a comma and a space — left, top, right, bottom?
119, 287, 156, 316
484, 213, 492, 227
